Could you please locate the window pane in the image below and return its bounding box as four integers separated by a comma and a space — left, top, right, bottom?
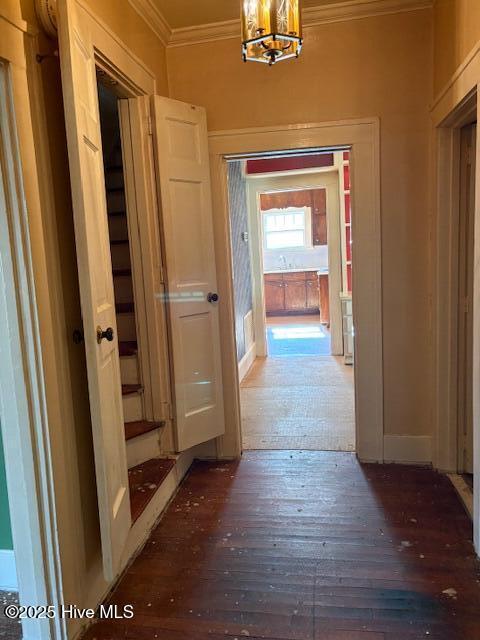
266, 229, 305, 249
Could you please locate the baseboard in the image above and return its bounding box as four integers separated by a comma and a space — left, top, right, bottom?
383, 435, 432, 464
447, 474, 473, 519
238, 342, 256, 383
0, 549, 17, 590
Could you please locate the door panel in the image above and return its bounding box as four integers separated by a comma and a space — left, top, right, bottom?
306, 278, 320, 309
57, 0, 130, 581
264, 281, 285, 313
285, 281, 306, 310
152, 96, 225, 451
312, 188, 327, 245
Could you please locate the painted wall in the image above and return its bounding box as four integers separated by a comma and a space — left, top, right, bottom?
0, 428, 13, 551
167, 9, 433, 439
228, 162, 254, 361
433, 0, 480, 95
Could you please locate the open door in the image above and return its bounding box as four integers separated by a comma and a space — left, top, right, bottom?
152, 96, 225, 451
57, 0, 130, 580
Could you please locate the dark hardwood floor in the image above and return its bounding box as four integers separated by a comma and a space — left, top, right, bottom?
0, 591, 21, 640
82, 451, 480, 640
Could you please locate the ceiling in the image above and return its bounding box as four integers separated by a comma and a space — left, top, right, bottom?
153, 0, 348, 30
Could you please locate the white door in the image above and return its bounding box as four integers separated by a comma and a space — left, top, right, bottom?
57, 0, 130, 580
152, 97, 225, 451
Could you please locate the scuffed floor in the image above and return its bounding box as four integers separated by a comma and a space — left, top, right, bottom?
0, 591, 21, 640
241, 353, 355, 451
82, 451, 480, 640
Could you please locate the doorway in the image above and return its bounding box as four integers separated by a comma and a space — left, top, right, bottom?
227, 151, 355, 452
457, 122, 476, 484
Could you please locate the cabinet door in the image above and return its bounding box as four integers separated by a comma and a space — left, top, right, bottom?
312, 189, 327, 246
265, 281, 285, 312
285, 280, 307, 310
319, 275, 330, 324
306, 278, 320, 309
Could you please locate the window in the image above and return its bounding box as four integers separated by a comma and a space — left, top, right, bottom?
263, 208, 311, 250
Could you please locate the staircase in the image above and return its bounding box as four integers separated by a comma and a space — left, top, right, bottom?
105, 148, 166, 473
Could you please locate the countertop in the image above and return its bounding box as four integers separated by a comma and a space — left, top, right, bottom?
264, 268, 329, 275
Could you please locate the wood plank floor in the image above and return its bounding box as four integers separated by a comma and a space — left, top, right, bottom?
82, 451, 480, 640
241, 356, 355, 451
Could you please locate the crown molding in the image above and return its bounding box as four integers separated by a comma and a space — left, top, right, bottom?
169, 19, 239, 48
168, 0, 433, 48
304, 0, 432, 27
127, 0, 171, 46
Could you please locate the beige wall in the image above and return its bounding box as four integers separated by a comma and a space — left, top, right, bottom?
168, 9, 434, 438
433, 0, 480, 96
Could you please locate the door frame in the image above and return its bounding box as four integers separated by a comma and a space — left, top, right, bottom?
433, 88, 480, 552
434, 89, 477, 475
209, 118, 383, 462
0, 60, 65, 640
245, 169, 343, 358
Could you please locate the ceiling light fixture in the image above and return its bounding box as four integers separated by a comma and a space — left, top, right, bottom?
241, 0, 302, 66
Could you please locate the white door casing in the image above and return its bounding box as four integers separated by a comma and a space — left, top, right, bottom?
152, 96, 225, 451
57, 0, 131, 581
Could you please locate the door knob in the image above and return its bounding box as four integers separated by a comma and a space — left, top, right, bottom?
97, 326, 115, 344
207, 292, 219, 303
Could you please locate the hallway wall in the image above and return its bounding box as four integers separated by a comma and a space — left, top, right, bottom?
433, 0, 480, 95
228, 162, 254, 362
167, 8, 434, 442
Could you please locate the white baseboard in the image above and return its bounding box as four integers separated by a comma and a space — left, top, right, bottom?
383, 435, 432, 464
238, 342, 256, 383
0, 549, 17, 590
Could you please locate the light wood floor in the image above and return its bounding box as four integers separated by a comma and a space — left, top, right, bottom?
241, 350, 355, 451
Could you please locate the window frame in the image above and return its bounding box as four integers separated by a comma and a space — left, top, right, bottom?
261, 206, 313, 253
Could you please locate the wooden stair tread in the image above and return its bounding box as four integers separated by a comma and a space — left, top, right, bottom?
119, 341, 137, 357
116, 302, 134, 314
125, 420, 166, 441
122, 383, 142, 396
128, 458, 176, 523
113, 268, 132, 277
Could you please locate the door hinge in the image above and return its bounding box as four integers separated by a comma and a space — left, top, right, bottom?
146, 116, 153, 136
464, 296, 470, 314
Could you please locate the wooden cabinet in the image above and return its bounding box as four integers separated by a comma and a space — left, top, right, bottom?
264, 277, 285, 313
265, 271, 326, 316
319, 275, 330, 325
306, 277, 320, 309
312, 189, 327, 246
285, 280, 307, 311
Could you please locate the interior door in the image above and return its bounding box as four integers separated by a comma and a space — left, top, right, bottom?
57, 0, 130, 580
458, 123, 476, 474
152, 96, 225, 451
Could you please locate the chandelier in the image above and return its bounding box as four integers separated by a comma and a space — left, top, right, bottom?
241, 0, 302, 66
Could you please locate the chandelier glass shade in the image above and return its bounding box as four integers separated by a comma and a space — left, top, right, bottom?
241, 0, 302, 66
